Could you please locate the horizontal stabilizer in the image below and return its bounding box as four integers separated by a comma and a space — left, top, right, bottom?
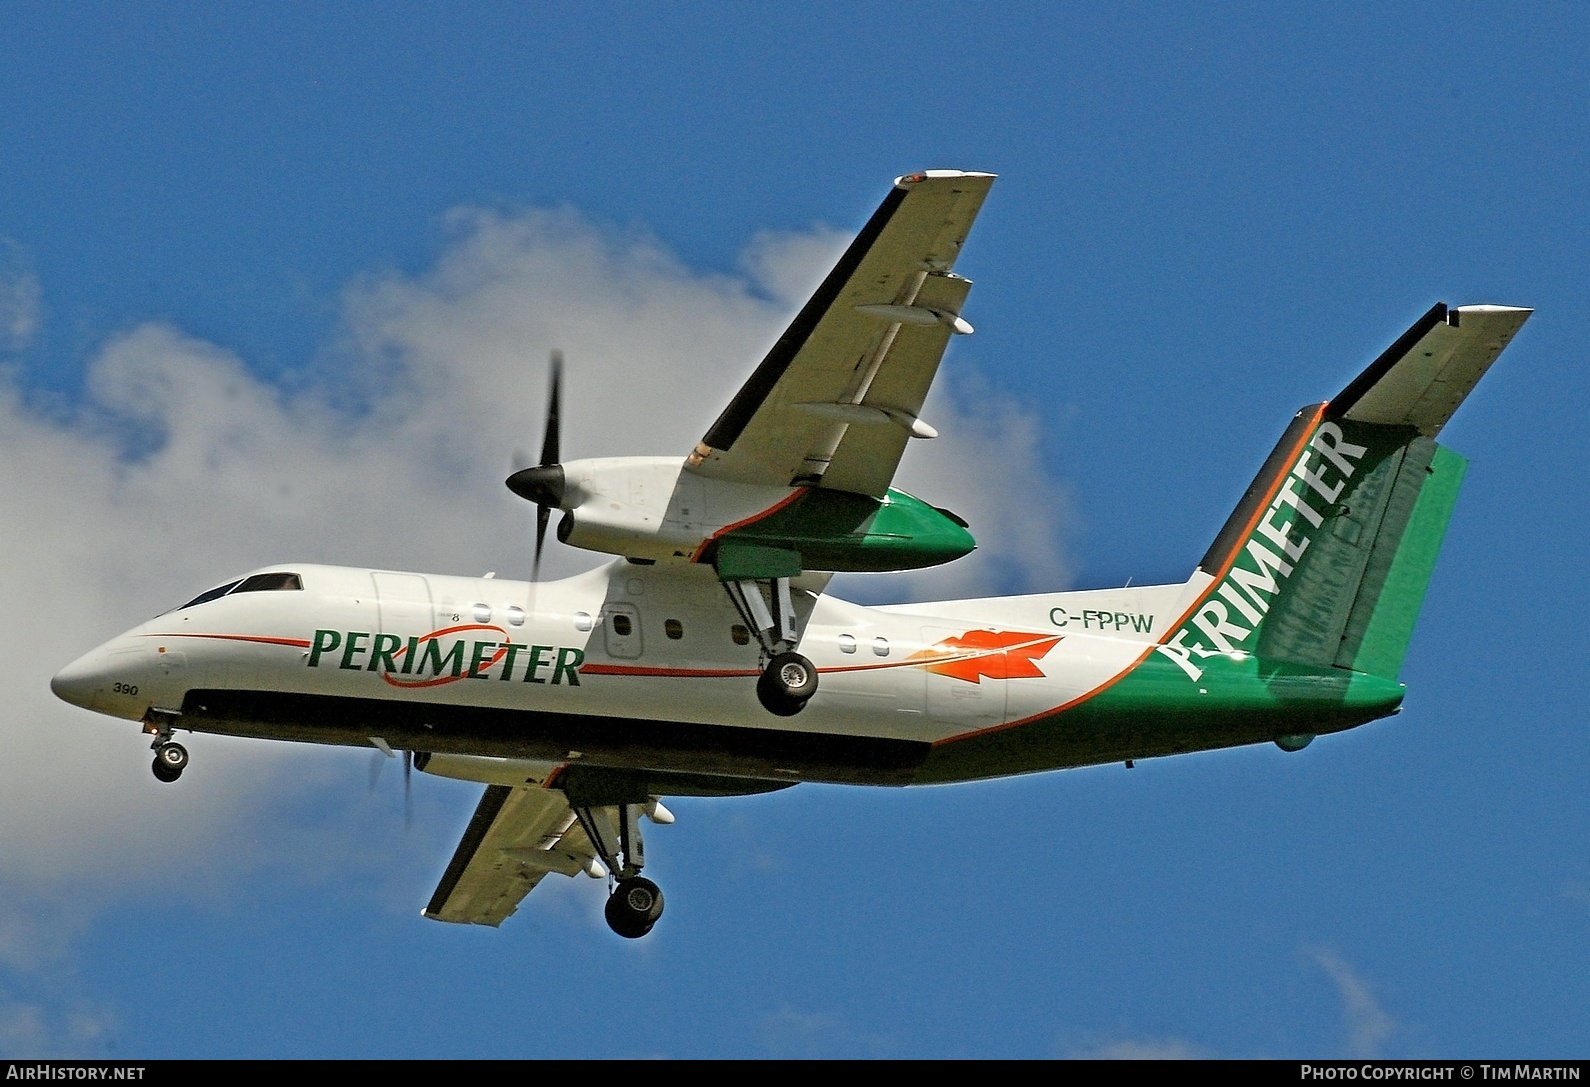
1328, 303, 1531, 436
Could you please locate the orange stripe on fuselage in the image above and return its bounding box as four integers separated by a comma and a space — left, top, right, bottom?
930, 643, 1156, 747
142, 632, 313, 648
382, 624, 509, 688
1153, 402, 1327, 647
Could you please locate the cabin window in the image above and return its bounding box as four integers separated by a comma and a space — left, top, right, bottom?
730, 624, 750, 646
872, 636, 890, 657
175, 570, 303, 612
611, 614, 633, 636
665, 619, 684, 640
472, 603, 492, 623
177, 580, 242, 610
574, 612, 593, 632
232, 572, 303, 594
506, 606, 525, 627
838, 634, 857, 654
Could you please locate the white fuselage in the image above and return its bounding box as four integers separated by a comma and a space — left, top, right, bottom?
52, 560, 1203, 772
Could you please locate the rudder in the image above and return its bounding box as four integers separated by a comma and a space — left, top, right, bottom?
1159, 303, 1526, 682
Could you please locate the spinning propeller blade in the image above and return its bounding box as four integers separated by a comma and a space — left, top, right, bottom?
403, 749, 414, 831
506, 350, 567, 582
534, 505, 551, 582
541, 349, 562, 468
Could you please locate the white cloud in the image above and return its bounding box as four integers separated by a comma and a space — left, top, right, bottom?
1310, 947, 1396, 1058
852, 367, 1074, 602
1069, 1037, 1210, 1059
739, 226, 851, 307
760, 1007, 891, 1058
0, 1003, 46, 1057
0, 240, 40, 352
0, 203, 1072, 908
0, 904, 116, 1058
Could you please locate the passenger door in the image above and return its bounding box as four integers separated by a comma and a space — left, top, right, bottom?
602, 603, 643, 660
374, 572, 433, 638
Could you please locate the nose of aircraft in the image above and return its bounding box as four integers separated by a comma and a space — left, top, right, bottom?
51, 647, 111, 711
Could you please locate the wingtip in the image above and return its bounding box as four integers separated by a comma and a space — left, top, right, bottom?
1452, 304, 1533, 316
894, 169, 998, 187
1448, 304, 1533, 331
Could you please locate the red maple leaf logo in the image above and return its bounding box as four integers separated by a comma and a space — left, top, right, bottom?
904, 630, 1062, 684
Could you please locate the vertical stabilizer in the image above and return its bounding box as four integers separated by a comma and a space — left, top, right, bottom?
1159, 304, 1527, 681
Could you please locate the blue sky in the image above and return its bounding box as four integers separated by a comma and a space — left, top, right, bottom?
1, 2, 1585, 1058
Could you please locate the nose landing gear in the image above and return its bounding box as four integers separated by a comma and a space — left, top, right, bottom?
151, 741, 188, 782
143, 710, 187, 782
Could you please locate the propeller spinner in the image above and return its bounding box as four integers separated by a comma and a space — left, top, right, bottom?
506, 350, 566, 580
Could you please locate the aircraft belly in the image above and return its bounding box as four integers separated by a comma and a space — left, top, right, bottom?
178, 687, 930, 786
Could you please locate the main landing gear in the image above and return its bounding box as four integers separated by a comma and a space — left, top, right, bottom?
144, 711, 188, 783
757, 651, 817, 716
724, 576, 817, 716
572, 800, 668, 938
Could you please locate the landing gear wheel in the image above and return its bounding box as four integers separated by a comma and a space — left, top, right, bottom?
604, 876, 664, 939
152, 742, 187, 782
757, 651, 817, 716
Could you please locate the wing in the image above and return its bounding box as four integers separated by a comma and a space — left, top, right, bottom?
687, 170, 996, 497
1329, 303, 1531, 435
423, 784, 601, 926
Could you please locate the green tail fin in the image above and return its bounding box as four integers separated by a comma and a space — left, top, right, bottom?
1336, 443, 1465, 677
1168, 409, 1465, 681
1160, 302, 1526, 683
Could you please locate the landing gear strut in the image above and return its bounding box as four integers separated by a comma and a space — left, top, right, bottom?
724, 576, 817, 716
144, 711, 187, 783
573, 800, 667, 938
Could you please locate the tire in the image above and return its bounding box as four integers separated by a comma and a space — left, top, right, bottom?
156, 742, 189, 773
605, 877, 664, 938
151, 756, 180, 783
757, 652, 816, 716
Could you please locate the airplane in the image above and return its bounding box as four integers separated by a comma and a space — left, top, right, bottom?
49, 171, 1530, 939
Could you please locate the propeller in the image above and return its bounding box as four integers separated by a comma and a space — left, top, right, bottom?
506, 349, 566, 581
403, 748, 414, 830
367, 745, 416, 831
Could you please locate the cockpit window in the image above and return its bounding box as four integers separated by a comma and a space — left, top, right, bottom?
175, 572, 302, 611
178, 580, 243, 610
233, 572, 303, 594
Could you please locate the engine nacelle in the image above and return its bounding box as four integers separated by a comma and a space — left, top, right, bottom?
542, 456, 976, 575
556, 456, 754, 562
414, 752, 562, 786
